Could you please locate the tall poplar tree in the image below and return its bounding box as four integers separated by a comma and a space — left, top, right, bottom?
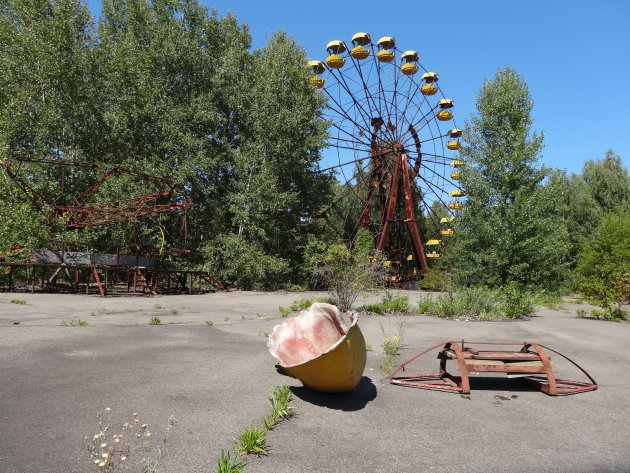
446, 67, 570, 288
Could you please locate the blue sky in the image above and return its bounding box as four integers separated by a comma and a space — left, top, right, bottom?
87, 0, 630, 175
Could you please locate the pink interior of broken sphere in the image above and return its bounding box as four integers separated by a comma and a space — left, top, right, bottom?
268, 303, 350, 367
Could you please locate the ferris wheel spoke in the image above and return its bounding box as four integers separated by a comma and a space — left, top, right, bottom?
411, 173, 453, 218
323, 88, 373, 138
349, 55, 384, 131
328, 68, 377, 135
328, 122, 371, 148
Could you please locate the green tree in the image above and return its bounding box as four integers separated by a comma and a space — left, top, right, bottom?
203, 32, 333, 289
582, 150, 630, 212
577, 208, 630, 319
446, 67, 570, 289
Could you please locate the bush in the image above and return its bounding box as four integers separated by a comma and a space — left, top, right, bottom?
305, 229, 384, 311
360, 292, 409, 313
577, 209, 630, 319
416, 286, 534, 320
419, 270, 450, 292
201, 234, 290, 291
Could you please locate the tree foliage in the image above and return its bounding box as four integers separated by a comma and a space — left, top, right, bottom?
0, 0, 332, 289
446, 67, 570, 289
577, 208, 630, 318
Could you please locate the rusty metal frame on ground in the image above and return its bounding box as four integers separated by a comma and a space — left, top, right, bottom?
389, 340, 597, 396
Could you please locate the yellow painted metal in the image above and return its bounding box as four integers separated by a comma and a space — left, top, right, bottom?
326, 55, 346, 69
421, 71, 439, 83
310, 76, 325, 88
326, 40, 347, 54
440, 216, 455, 224
377, 36, 396, 49
447, 140, 461, 150
401, 63, 419, 75
426, 252, 441, 259
377, 49, 395, 62
308, 60, 325, 74
421, 84, 438, 96
448, 128, 462, 138
426, 239, 442, 246
351, 46, 370, 59
437, 110, 453, 121
407, 254, 414, 261
448, 201, 463, 210
351, 32, 371, 46
440, 229, 454, 237
282, 322, 367, 393
451, 159, 464, 167
450, 171, 461, 180
439, 98, 454, 109
449, 189, 465, 197
401, 50, 419, 62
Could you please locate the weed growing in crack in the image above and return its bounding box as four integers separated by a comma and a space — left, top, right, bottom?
61, 319, 88, 327
212, 449, 245, 473
235, 427, 268, 456
85, 408, 176, 472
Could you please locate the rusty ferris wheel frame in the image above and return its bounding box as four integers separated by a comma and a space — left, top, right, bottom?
309, 34, 465, 282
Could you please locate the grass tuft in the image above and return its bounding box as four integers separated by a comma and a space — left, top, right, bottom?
235, 427, 268, 456
10, 299, 26, 305
212, 449, 245, 473
205, 320, 214, 327
61, 319, 88, 327
148, 316, 161, 326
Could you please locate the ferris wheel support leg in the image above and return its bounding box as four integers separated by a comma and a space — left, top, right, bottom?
401, 153, 429, 275
375, 151, 402, 255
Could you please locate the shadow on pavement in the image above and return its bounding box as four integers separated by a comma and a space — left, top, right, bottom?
290, 376, 377, 411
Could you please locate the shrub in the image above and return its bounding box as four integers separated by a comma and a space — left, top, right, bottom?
419, 270, 450, 292
416, 286, 534, 320
148, 316, 161, 325
501, 283, 535, 319
360, 292, 409, 313
305, 229, 384, 311
577, 209, 630, 320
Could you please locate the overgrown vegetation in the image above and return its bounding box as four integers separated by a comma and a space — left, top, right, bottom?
85, 408, 176, 472
0, 0, 332, 291
378, 320, 404, 375
576, 208, 630, 321
0, 0, 628, 306
360, 292, 409, 314
305, 228, 384, 311
278, 297, 338, 317
417, 286, 535, 320
212, 385, 294, 472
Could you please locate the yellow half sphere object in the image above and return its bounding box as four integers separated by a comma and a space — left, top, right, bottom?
268, 303, 366, 393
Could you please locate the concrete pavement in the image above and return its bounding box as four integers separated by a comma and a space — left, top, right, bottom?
1, 291, 628, 473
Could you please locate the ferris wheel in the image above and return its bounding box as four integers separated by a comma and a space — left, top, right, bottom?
309, 33, 465, 282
